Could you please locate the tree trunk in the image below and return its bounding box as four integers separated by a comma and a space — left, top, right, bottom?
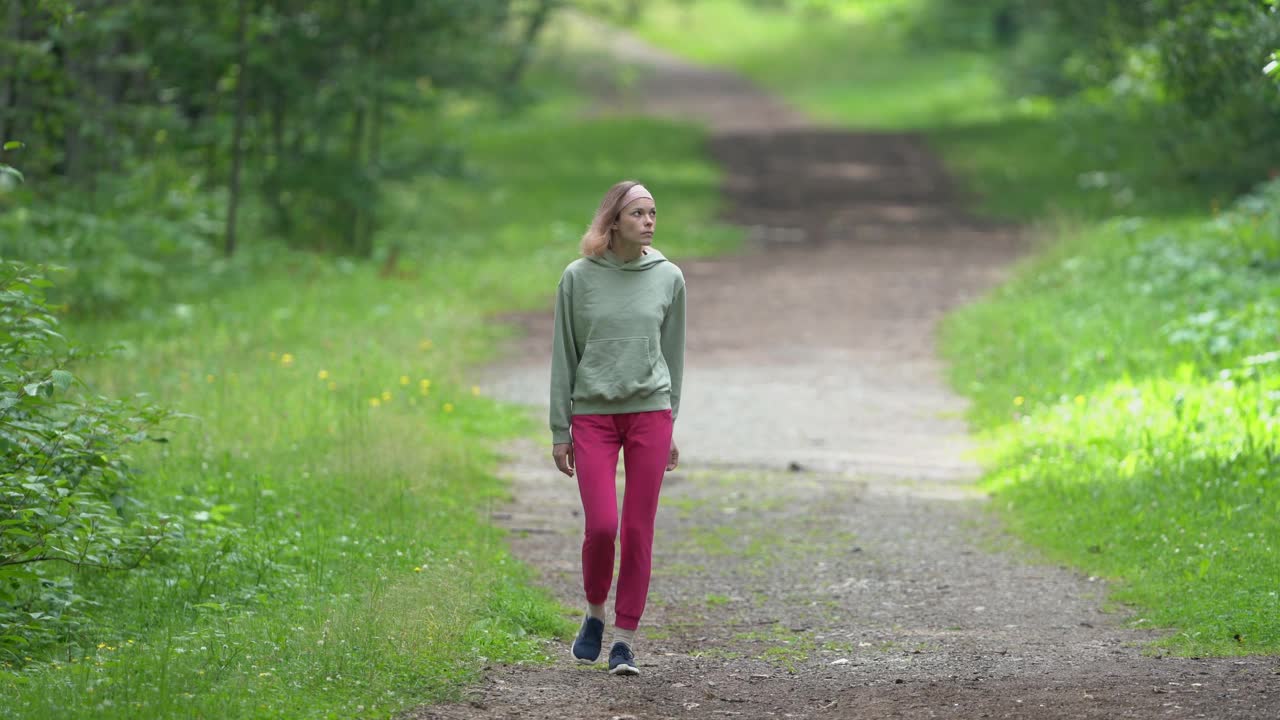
503, 0, 557, 91
267, 93, 292, 234
362, 92, 382, 258
62, 33, 87, 183
61, 0, 107, 187
0, 0, 21, 144
357, 0, 390, 258
225, 0, 250, 257
104, 31, 127, 172
345, 106, 365, 253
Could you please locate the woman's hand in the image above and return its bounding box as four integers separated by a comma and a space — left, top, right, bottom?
667, 440, 680, 471
553, 443, 575, 477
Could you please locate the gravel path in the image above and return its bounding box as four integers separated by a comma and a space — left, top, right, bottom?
409, 19, 1279, 720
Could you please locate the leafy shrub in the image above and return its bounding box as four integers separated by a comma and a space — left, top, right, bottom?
0, 261, 176, 661
0, 160, 282, 321
1143, 2, 1280, 189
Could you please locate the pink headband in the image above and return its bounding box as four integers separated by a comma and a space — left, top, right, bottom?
620, 184, 654, 208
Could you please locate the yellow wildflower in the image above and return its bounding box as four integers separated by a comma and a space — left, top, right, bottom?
281, 353, 295, 368
443, 403, 454, 414
1074, 395, 1085, 405
420, 340, 433, 351
317, 370, 330, 381
369, 398, 381, 408
400, 375, 410, 386
1014, 396, 1024, 406
381, 390, 392, 401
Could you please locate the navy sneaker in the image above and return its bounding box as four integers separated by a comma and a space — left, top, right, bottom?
571, 616, 605, 662
607, 642, 639, 676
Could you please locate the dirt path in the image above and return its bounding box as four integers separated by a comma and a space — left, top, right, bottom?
410, 19, 1279, 720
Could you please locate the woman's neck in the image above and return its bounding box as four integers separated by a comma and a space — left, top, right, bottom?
610, 239, 645, 262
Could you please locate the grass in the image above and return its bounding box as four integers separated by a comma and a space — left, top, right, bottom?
942, 201, 1280, 656
0, 44, 743, 720
730, 622, 843, 673
631, 0, 1280, 655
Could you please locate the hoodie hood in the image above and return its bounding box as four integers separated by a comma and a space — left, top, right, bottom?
588, 247, 669, 271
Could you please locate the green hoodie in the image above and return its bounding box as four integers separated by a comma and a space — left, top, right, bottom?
549, 247, 686, 444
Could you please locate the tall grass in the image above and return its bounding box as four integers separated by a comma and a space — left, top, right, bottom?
1, 59, 741, 719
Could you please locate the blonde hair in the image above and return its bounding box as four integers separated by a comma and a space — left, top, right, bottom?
580, 180, 646, 257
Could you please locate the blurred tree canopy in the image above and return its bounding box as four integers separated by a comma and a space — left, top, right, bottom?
0, 0, 559, 256
912, 0, 1280, 191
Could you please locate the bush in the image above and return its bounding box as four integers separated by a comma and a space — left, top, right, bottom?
1144, 3, 1280, 189
911, 0, 1280, 192
0, 261, 177, 662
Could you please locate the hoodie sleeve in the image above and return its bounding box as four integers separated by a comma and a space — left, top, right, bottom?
660, 273, 686, 422
549, 272, 578, 444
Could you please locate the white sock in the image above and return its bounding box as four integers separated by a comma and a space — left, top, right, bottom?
587, 603, 606, 622
612, 627, 636, 649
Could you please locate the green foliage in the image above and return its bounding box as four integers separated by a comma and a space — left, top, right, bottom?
0, 141, 22, 189
908, 0, 1280, 191
0, 0, 564, 256
1138, 2, 1280, 189
0, 161, 250, 319
942, 180, 1280, 653
0, 261, 177, 661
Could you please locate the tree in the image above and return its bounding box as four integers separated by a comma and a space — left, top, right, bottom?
0, 0, 551, 255
224, 0, 248, 257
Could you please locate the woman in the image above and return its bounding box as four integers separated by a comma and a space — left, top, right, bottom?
549, 179, 685, 677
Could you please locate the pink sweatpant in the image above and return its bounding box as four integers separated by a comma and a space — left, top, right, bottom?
571, 409, 673, 631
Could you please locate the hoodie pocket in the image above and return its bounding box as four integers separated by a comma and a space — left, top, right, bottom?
576, 336, 651, 400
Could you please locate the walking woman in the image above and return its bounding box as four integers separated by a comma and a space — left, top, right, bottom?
550, 180, 685, 676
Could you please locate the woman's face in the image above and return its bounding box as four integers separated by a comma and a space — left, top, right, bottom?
613, 198, 656, 247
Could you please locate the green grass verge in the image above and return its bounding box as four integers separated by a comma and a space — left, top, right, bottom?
1, 55, 741, 720
632, 0, 1280, 655
942, 194, 1280, 656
